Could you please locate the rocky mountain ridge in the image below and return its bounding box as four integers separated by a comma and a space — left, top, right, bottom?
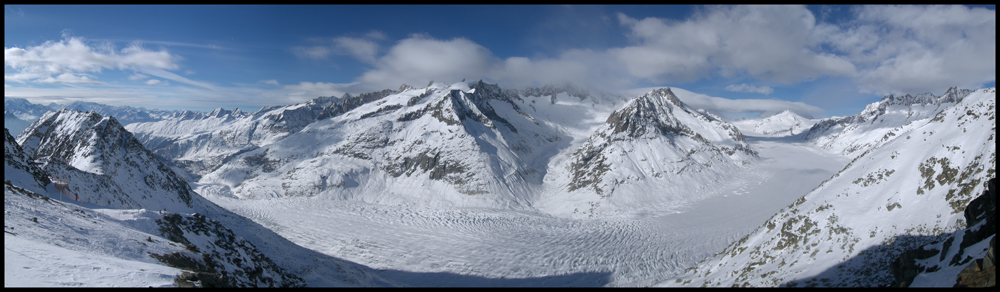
804, 86, 975, 157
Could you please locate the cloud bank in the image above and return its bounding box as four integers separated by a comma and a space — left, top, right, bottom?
307, 5, 993, 98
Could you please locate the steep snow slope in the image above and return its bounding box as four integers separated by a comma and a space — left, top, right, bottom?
659, 87, 995, 287
16, 110, 199, 212
805, 87, 973, 158
5, 113, 397, 287
193, 81, 564, 209
732, 110, 819, 137
126, 99, 331, 178
130, 83, 757, 217
536, 88, 756, 218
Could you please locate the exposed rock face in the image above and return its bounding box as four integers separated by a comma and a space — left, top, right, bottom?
891, 177, 996, 287
4, 128, 51, 189
16, 110, 197, 211
567, 88, 756, 196
153, 213, 305, 287
952, 177, 996, 287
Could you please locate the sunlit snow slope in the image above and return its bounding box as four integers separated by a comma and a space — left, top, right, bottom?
805, 87, 973, 158
5, 113, 396, 287
659, 87, 995, 287
731, 110, 819, 137
129, 82, 753, 216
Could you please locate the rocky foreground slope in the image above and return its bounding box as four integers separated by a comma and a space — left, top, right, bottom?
659, 87, 995, 287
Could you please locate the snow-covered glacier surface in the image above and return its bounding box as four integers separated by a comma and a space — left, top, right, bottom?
200, 130, 847, 287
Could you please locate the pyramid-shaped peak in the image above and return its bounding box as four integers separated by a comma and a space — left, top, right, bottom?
634, 87, 684, 109
209, 107, 231, 118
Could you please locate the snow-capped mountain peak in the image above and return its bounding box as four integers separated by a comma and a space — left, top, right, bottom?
16, 109, 197, 211
537, 87, 757, 217
732, 109, 818, 137
805, 87, 975, 158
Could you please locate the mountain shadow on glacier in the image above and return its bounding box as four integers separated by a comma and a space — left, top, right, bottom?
374, 269, 612, 287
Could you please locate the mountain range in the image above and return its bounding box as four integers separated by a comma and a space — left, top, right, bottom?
5, 81, 994, 287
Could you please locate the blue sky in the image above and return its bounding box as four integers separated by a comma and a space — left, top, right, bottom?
4, 5, 995, 118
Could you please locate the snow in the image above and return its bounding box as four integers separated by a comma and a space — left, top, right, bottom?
5, 84, 993, 287
731, 109, 819, 137
4, 235, 180, 287
196, 128, 847, 287
658, 87, 995, 287
4, 188, 187, 287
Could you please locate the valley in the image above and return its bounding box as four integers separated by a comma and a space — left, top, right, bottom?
200, 132, 848, 287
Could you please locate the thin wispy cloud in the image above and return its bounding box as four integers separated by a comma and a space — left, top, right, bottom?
291, 31, 385, 63
725, 84, 774, 95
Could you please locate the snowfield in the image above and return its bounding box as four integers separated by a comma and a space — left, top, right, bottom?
198, 131, 847, 287
5, 83, 993, 287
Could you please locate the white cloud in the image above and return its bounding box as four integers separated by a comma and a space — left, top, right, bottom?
291, 31, 385, 63
364, 30, 386, 41
349, 35, 625, 92
355, 36, 495, 91
39, 73, 104, 85
4, 36, 183, 85
846, 5, 995, 95
145, 79, 162, 85
281, 81, 351, 100
128, 73, 149, 81
613, 6, 857, 84
725, 83, 774, 95
333, 37, 380, 64
623, 86, 824, 118
137, 67, 213, 89
260, 79, 279, 86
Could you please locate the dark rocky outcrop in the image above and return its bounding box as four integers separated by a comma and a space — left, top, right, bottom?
317, 89, 396, 121
953, 177, 996, 287
891, 177, 996, 287
153, 213, 305, 287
